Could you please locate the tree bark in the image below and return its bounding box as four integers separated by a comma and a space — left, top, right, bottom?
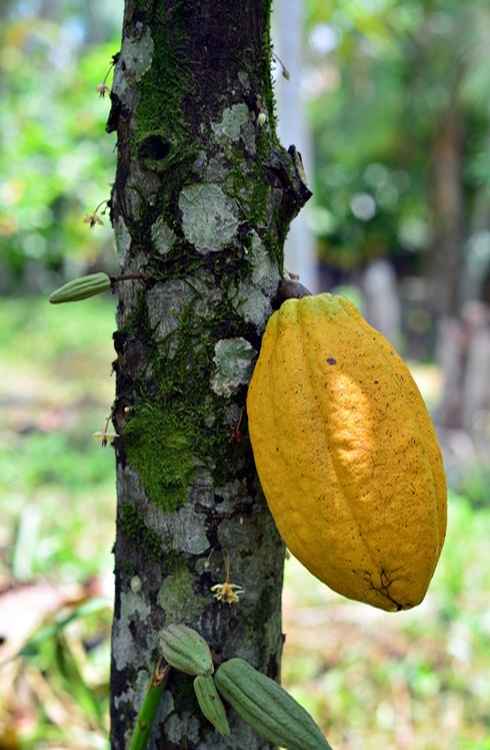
108, 1, 311, 748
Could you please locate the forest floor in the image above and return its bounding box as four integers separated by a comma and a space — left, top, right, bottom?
0, 297, 489, 750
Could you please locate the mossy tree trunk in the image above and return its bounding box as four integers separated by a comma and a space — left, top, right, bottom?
108, 1, 310, 747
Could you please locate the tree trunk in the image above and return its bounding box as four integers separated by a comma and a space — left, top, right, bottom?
107, 1, 311, 748
428, 106, 464, 320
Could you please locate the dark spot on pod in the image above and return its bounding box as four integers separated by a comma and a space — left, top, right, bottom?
326, 357, 336, 365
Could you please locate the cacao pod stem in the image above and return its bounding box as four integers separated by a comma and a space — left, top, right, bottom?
128, 660, 169, 750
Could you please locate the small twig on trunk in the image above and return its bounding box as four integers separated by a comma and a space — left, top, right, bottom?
110, 273, 150, 283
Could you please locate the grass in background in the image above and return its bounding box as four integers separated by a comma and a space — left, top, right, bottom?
283, 492, 490, 749
0, 297, 116, 586
0, 296, 489, 749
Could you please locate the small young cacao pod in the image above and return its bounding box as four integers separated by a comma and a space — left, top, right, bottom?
193, 674, 230, 736
159, 624, 213, 676
215, 658, 332, 750
49, 272, 111, 304
247, 294, 447, 611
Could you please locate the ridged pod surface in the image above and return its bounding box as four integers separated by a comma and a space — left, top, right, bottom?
159, 624, 213, 676
193, 675, 231, 736
49, 272, 111, 304
247, 294, 447, 611
215, 658, 332, 750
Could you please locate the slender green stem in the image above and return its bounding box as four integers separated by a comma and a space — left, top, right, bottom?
128, 661, 170, 750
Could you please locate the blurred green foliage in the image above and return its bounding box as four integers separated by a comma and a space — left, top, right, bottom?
304, 0, 490, 273
0, 3, 120, 289
3, 0, 490, 290
0, 296, 115, 582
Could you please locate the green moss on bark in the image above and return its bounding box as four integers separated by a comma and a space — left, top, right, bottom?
123, 300, 242, 508
133, 2, 192, 163
124, 407, 195, 512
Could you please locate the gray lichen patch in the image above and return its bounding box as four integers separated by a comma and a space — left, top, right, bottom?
121, 171, 160, 223
211, 103, 250, 143
215, 478, 252, 514
113, 618, 136, 672
116, 255, 148, 327
165, 712, 200, 746
188, 272, 223, 317
211, 338, 256, 397
113, 587, 154, 672
205, 155, 227, 182
238, 70, 251, 91
121, 28, 154, 82
151, 217, 177, 255
248, 230, 280, 296
122, 589, 151, 621
146, 275, 222, 345
114, 686, 134, 713
157, 564, 208, 625
126, 164, 161, 219
229, 282, 272, 331
189, 467, 215, 509
179, 184, 239, 253
114, 216, 131, 262
151, 691, 175, 741
241, 119, 257, 156
146, 280, 196, 343
145, 500, 210, 555
172, 502, 209, 554
114, 668, 150, 713
112, 27, 154, 107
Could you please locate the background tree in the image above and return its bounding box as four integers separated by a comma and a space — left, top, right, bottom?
108, 0, 310, 747
306, 0, 490, 317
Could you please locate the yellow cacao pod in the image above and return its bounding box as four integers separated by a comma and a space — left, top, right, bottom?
247, 294, 447, 612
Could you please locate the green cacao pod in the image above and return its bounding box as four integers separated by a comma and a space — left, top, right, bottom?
215, 658, 332, 750
159, 624, 213, 676
49, 272, 111, 304
193, 674, 230, 737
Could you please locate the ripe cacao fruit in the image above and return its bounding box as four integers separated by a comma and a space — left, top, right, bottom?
49, 272, 111, 304
159, 624, 213, 676
193, 674, 230, 736
215, 657, 332, 750
247, 294, 447, 611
